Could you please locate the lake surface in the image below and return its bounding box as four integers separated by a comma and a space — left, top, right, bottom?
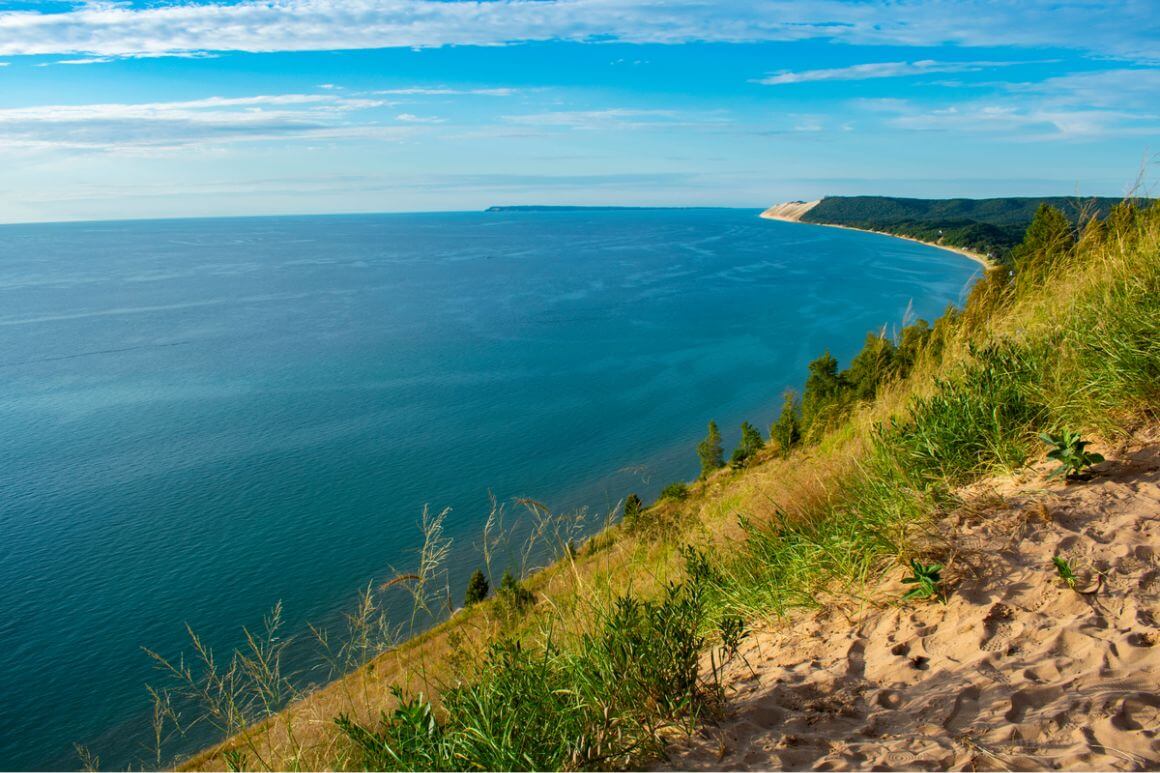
0, 209, 980, 769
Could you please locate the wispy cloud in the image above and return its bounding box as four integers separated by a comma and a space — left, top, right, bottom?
852, 92, 1160, 141
754, 59, 1044, 85
374, 87, 518, 96
395, 112, 444, 123
502, 108, 680, 130
0, 0, 1154, 61
0, 93, 405, 151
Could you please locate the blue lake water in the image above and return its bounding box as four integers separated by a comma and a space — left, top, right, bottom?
0, 209, 980, 769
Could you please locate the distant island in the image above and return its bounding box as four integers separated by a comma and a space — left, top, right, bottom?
763, 195, 1131, 265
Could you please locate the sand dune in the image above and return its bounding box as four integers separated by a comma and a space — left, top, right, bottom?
666, 429, 1160, 771
760, 201, 821, 222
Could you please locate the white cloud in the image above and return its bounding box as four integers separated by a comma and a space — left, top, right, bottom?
55, 57, 114, 65
755, 59, 1043, 85
395, 112, 444, 123
0, 92, 407, 151
0, 0, 1154, 61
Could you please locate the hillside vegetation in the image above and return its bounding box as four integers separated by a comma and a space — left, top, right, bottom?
800, 195, 1129, 262
142, 198, 1158, 772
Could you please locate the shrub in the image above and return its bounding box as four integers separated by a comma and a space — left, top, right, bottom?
660, 482, 689, 501
770, 389, 801, 455
498, 570, 534, 613
464, 570, 489, 607
622, 493, 643, 528
801, 351, 849, 437
696, 421, 724, 477
730, 421, 764, 467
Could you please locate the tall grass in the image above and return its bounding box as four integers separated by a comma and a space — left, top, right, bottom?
136, 198, 1158, 772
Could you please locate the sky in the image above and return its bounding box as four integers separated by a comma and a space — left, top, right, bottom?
0, 0, 1157, 223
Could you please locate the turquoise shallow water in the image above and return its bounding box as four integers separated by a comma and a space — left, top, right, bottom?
0, 209, 979, 769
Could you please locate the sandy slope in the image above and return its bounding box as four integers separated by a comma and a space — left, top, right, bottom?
760, 201, 821, 222
666, 430, 1160, 771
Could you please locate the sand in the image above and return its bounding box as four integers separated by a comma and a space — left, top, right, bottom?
759, 200, 998, 271
664, 429, 1160, 771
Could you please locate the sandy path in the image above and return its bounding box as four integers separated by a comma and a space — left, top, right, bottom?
665, 431, 1160, 771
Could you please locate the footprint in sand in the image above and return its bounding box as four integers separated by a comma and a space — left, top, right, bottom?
943, 684, 981, 733
1005, 685, 1064, 723
980, 603, 1022, 652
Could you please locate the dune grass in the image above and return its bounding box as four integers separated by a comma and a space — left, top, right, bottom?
137, 198, 1159, 772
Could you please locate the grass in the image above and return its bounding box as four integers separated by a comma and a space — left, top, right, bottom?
136, 197, 1159, 772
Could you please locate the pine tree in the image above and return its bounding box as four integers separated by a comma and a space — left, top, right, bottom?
771, 388, 801, 455
1009, 203, 1074, 276
844, 332, 897, 400
622, 493, 643, 528
499, 569, 533, 611
801, 351, 847, 434
731, 421, 764, 466
464, 569, 489, 606
696, 420, 724, 478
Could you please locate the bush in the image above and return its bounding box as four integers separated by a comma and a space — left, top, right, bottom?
730, 421, 764, 467
660, 482, 689, 501
770, 389, 801, 455
498, 570, 534, 613
696, 421, 724, 477
622, 493, 643, 528
464, 569, 489, 607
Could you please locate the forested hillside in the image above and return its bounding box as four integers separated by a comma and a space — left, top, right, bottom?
802, 195, 1128, 262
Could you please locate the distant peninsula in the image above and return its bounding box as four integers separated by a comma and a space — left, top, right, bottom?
762, 195, 1131, 266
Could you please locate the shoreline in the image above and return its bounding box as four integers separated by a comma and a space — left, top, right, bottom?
759, 201, 998, 272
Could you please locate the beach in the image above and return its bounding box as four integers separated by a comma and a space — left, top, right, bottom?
760, 201, 999, 272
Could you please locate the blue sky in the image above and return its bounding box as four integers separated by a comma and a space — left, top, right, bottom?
0, 0, 1156, 222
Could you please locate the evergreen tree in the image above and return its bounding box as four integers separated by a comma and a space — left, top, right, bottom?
731, 421, 764, 466
770, 389, 801, 455
499, 569, 534, 611
843, 332, 897, 400
464, 569, 489, 606
622, 493, 643, 528
895, 319, 931, 374
1105, 200, 1137, 235
801, 351, 848, 434
1009, 203, 1074, 275
696, 420, 724, 478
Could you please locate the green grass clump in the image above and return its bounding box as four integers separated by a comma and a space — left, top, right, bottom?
337, 580, 716, 770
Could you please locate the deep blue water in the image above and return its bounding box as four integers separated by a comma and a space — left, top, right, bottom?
0, 209, 979, 769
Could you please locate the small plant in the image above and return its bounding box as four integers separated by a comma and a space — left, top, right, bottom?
901, 559, 944, 602
718, 616, 748, 661
464, 569, 489, 606
1052, 556, 1078, 588
622, 493, 643, 528
498, 569, 534, 613
660, 482, 689, 501
1040, 429, 1104, 481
